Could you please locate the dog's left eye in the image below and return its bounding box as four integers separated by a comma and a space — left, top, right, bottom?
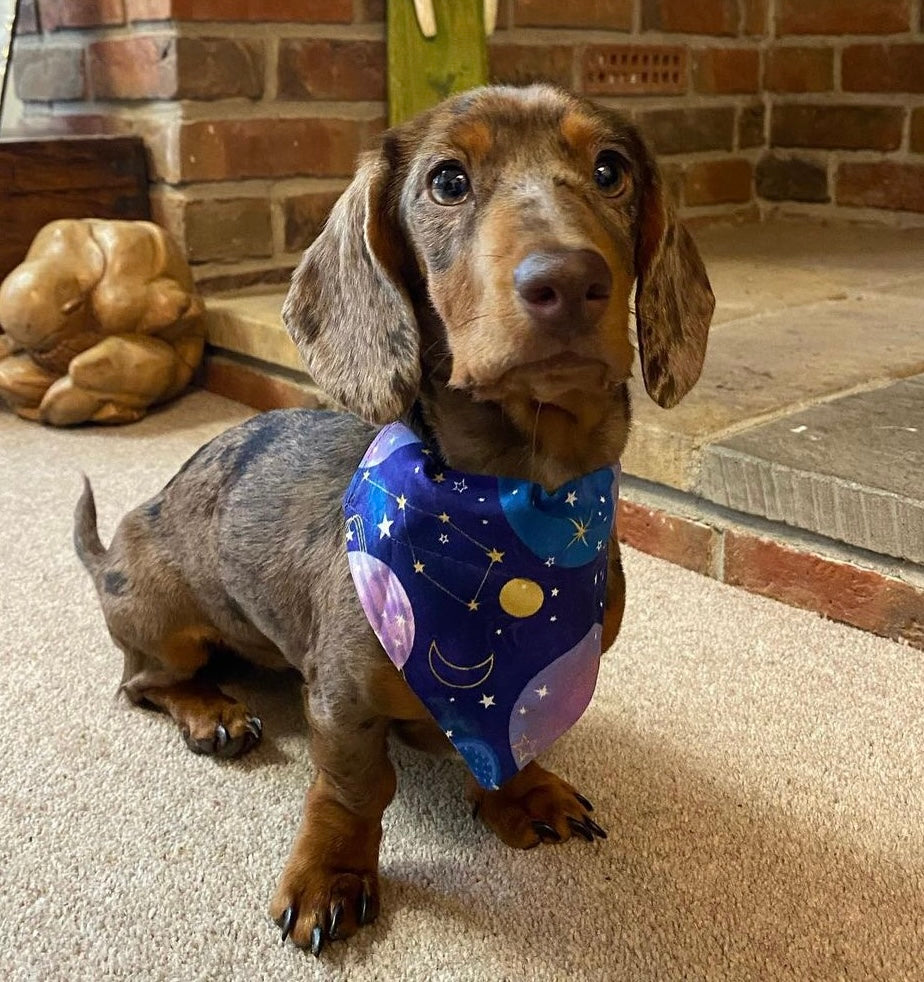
429, 162, 471, 205
593, 150, 630, 195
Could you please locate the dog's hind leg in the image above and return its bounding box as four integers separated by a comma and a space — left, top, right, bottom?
117, 627, 262, 758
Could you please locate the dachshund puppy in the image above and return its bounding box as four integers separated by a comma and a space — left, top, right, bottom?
75, 84, 714, 955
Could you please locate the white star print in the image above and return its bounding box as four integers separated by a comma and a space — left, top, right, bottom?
433, 472, 446, 483
453, 479, 468, 493
377, 515, 393, 538
396, 494, 407, 510
535, 685, 549, 699
545, 557, 555, 567
550, 616, 557, 622
565, 491, 577, 506
439, 533, 449, 544
597, 540, 604, 551
438, 512, 450, 523
599, 495, 606, 503
414, 466, 420, 473
413, 560, 425, 573
363, 470, 371, 480
511, 733, 535, 762
479, 694, 495, 709
551, 587, 559, 597
345, 528, 354, 542
518, 706, 528, 716
445, 729, 453, 738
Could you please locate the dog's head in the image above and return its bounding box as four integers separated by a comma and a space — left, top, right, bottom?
284, 84, 714, 475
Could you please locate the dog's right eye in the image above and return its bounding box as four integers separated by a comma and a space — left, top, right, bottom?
429, 162, 470, 205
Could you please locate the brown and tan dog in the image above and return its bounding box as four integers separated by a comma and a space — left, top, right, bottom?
74, 84, 714, 955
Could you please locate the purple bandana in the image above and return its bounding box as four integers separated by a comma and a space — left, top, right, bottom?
344, 422, 619, 790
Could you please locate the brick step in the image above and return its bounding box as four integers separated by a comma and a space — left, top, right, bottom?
199, 220, 924, 647
618, 476, 923, 652
201, 292, 325, 410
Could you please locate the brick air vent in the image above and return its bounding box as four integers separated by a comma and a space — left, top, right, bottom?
583, 46, 687, 96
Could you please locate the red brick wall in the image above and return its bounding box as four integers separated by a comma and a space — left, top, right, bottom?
761, 0, 924, 220
10, 0, 386, 290
9, 0, 924, 288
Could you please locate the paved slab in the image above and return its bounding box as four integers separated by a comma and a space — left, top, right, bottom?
206, 292, 300, 371
873, 273, 924, 301
695, 222, 924, 325
622, 294, 924, 489
699, 377, 924, 564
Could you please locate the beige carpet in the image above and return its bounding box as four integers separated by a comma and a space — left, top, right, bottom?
1, 390, 922, 982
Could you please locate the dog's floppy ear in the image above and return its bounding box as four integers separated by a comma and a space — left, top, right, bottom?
633, 152, 715, 409
283, 139, 419, 424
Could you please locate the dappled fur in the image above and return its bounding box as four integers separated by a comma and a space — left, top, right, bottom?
76, 84, 714, 955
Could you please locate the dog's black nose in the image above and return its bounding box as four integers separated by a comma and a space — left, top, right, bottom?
513, 249, 612, 332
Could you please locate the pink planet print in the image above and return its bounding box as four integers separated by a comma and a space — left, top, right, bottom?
361, 425, 421, 467
508, 623, 602, 766
347, 550, 416, 669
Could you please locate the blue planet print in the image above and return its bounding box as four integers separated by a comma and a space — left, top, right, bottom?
498, 467, 618, 568
453, 738, 501, 790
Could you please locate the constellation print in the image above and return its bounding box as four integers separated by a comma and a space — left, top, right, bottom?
360, 470, 508, 610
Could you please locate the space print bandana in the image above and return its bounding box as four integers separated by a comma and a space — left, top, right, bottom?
344, 421, 619, 790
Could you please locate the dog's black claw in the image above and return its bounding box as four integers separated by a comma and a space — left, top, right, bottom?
310, 924, 324, 958
246, 716, 263, 739
567, 816, 594, 842
358, 890, 371, 926
574, 792, 594, 812
215, 723, 229, 751
329, 901, 343, 940
584, 817, 608, 840
531, 820, 561, 843
277, 905, 295, 944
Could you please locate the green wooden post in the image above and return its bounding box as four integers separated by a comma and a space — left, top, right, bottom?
387, 0, 489, 126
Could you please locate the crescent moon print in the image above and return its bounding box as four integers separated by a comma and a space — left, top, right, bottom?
428, 641, 495, 689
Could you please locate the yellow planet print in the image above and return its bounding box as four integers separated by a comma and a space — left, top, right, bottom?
498, 578, 545, 618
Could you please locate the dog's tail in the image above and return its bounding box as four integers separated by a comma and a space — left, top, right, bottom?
74, 475, 106, 572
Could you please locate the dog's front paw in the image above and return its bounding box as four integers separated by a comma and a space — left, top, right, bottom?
270, 787, 385, 956
467, 760, 607, 849
271, 866, 379, 955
